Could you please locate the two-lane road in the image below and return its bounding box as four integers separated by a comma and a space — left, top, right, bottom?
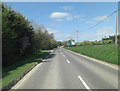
11, 47, 119, 90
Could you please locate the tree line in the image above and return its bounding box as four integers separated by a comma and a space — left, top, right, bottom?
2, 4, 59, 66
102, 35, 120, 43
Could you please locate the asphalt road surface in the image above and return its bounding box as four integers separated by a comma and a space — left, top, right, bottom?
11, 47, 119, 90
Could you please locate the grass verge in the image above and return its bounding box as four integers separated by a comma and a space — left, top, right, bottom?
65, 44, 118, 65
1, 50, 50, 89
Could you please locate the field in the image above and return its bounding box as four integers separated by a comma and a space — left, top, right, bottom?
1, 50, 50, 89
66, 44, 118, 65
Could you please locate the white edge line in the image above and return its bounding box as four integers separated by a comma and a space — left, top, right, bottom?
12, 63, 42, 89
11, 58, 45, 89
66, 49, 118, 70
78, 76, 91, 91
42, 59, 45, 61
66, 60, 70, 63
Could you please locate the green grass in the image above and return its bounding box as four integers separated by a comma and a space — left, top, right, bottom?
65, 44, 118, 65
1, 50, 50, 89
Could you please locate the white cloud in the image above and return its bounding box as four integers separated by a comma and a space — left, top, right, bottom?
85, 21, 95, 24
93, 16, 107, 21
55, 19, 64, 22
74, 15, 86, 21
47, 28, 60, 34
74, 15, 80, 18
66, 16, 73, 21
78, 27, 114, 41
62, 6, 73, 11
49, 12, 86, 22
49, 12, 69, 18
74, 15, 85, 18
96, 27, 114, 36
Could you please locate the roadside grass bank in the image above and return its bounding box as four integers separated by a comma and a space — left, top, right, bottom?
1, 50, 50, 89
65, 44, 118, 65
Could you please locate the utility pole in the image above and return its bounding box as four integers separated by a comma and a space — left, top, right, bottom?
115, 10, 117, 47
77, 30, 79, 43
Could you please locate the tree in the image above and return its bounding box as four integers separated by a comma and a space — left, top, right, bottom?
2, 4, 34, 66
2, 3, 58, 66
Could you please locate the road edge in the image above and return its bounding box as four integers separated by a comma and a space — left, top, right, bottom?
2, 51, 52, 91
64, 48, 119, 70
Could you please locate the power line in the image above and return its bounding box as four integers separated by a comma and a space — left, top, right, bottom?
71, 9, 120, 43
86, 8, 120, 31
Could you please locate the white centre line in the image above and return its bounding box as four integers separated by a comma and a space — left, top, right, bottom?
78, 76, 91, 91
66, 60, 70, 63
63, 55, 65, 57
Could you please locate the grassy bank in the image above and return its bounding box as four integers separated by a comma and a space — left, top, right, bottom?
1, 50, 50, 89
65, 44, 118, 65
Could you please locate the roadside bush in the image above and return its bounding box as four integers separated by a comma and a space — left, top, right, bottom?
2, 4, 58, 66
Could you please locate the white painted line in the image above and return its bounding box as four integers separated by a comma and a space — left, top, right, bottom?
42, 59, 45, 61
66, 49, 118, 70
51, 50, 53, 53
78, 76, 91, 91
12, 63, 43, 89
66, 60, 70, 63
63, 55, 65, 57
12, 57, 49, 89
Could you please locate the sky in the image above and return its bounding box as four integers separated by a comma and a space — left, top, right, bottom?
6, 2, 118, 42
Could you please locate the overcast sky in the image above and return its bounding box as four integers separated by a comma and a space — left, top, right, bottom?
6, 2, 118, 42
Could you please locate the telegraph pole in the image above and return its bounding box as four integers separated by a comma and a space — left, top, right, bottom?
115, 10, 117, 47
77, 30, 79, 43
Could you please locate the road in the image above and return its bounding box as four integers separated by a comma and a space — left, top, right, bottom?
11, 47, 119, 90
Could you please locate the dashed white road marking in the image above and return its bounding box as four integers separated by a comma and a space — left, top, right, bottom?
66, 49, 118, 70
63, 55, 65, 57
78, 76, 91, 91
42, 60, 45, 61
66, 60, 70, 63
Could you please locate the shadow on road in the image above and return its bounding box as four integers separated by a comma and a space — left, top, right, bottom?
45, 54, 55, 59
